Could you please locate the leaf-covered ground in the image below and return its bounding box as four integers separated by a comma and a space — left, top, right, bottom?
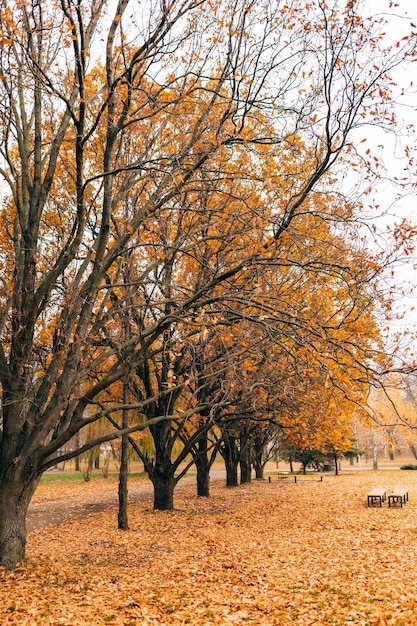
2, 470, 417, 625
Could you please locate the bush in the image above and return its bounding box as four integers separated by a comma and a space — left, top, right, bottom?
400, 464, 417, 470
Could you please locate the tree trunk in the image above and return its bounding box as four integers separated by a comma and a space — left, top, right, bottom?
254, 462, 264, 480
82, 450, 95, 481
225, 456, 238, 487
252, 442, 265, 479
195, 434, 210, 497
252, 436, 266, 480
0, 472, 40, 569
196, 464, 210, 497
118, 436, 129, 529
146, 414, 177, 510
239, 427, 252, 484
223, 436, 239, 487
240, 453, 252, 483
74, 432, 81, 471
118, 381, 130, 530
152, 469, 176, 510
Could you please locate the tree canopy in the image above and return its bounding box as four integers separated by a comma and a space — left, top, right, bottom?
0, 0, 416, 568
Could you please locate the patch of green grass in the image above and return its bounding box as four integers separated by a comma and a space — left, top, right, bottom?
40, 472, 85, 482
40, 471, 147, 483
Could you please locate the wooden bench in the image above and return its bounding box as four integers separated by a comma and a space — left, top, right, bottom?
367, 488, 386, 507
276, 473, 290, 480
268, 473, 292, 482
388, 489, 409, 507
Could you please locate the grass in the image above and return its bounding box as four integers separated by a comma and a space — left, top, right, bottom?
34, 468, 150, 504
40, 470, 147, 483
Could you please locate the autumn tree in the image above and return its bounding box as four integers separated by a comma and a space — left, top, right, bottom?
364, 373, 416, 463
0, 0, 415, 570
0, 0, 288, 566
207, 190, 390, 479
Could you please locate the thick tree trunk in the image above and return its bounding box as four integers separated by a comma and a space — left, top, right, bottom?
252, 442, 265, 479
254, 462, 264, 480
240, 454, 252, 483
239, 432, 251, 484
152, 469, 176, 510
195, 434, 210, 497
196, 459, 210, 497
147, 417, 177, 510
225, 456, 238, 487
223, 436, 239, 487
0, 472, 40, 569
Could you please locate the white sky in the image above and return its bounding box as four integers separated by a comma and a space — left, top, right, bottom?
358, 0, 417, 350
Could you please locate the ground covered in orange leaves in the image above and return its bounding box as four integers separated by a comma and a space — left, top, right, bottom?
2, 470, 417, 625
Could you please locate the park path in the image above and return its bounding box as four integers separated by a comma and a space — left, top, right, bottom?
27, 472, 226, 531
27, 481, 153, 531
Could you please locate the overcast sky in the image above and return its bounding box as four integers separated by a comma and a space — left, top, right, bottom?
357, 0, 417, 348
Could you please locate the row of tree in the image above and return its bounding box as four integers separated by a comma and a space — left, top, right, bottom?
0, 0, 416, 569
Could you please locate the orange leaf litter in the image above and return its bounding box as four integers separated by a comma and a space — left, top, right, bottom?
2, 471, 417, 625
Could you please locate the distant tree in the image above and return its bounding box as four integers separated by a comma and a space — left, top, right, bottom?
282, 445, 327, 474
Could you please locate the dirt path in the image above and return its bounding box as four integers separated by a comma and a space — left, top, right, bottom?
27, 475, 221, 531
27, 483, 152, 531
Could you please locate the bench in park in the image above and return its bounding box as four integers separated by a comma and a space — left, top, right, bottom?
268, 473, 290, 481
367, 488, 386, 507
388, 489, 409, 508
